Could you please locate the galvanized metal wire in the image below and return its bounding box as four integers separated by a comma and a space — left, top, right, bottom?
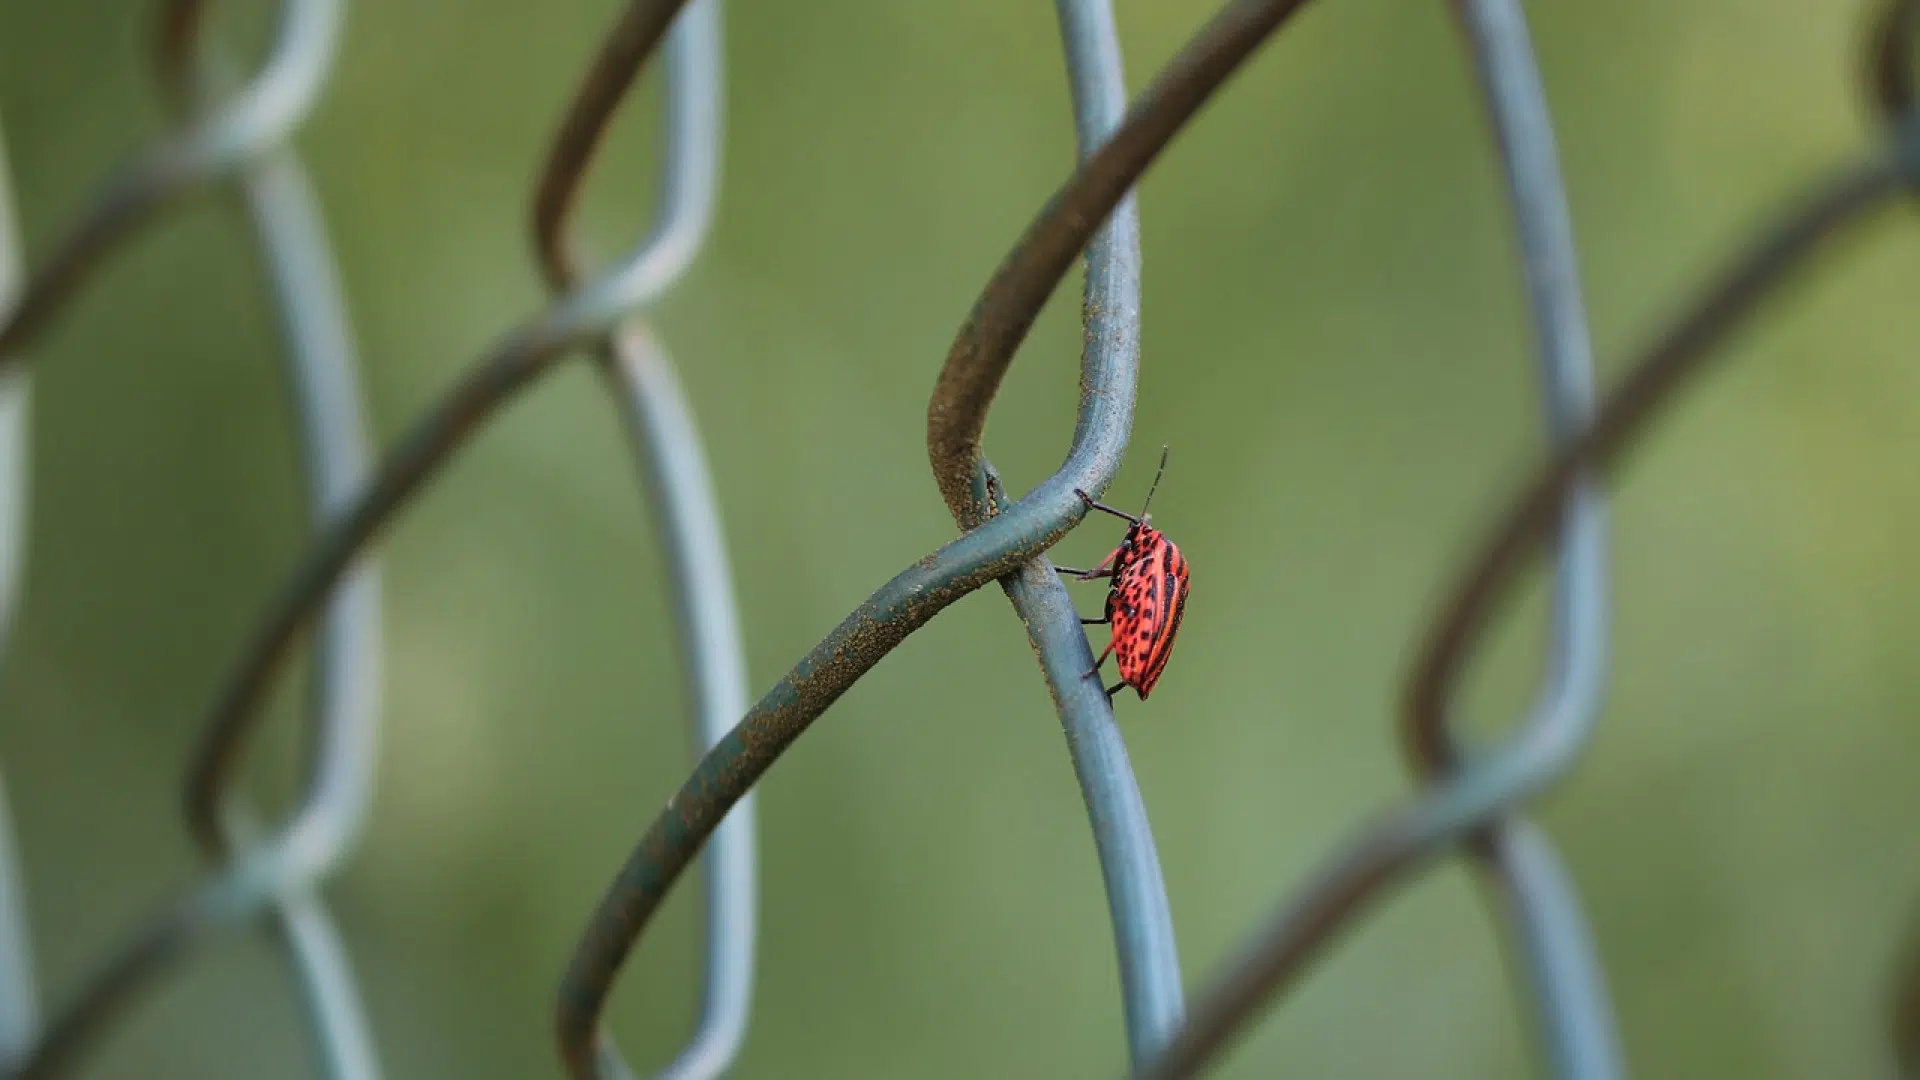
0, 0, 1915, 1077
1017, 0, 1182, 1064
1130, 12, 1920, 1077
558, 8, 1314, 1076
0, 0, 755, 1077
530, 3, 763, 1076
596, 319, 757, 1080
0, 0, 342, 360
0, 3, 383, 1075
1417, 4, 1619, 1077
195, 76, 385, 1080
0, 112, 40, 1075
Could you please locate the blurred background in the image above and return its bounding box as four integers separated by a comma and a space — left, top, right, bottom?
2, 0, 1919, 1077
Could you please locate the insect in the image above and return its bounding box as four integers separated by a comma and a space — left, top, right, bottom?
1053, 446, 1190, 701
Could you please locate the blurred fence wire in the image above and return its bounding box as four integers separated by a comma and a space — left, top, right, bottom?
0, 0, 1915, 1078
0, 103, 39, 1075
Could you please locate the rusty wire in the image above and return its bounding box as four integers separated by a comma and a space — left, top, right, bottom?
1003, 0, 1181, 1064
0, 1, 384, 1076
555, 2, 1319, 1075
1415, 3, 1619, 1077
181, 0, 718, 860
0, 0, 756, 1076
528, 2, 763, 1077
595, 319, 757, 1080
0, 0, 1915, 1077
167, 30, 385, 1080
1128, 20, 1920, 1080
0, 0, 341, 361
1129, 131, 1919, 1080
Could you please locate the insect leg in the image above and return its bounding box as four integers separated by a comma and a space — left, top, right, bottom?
1078, 612, 1111, 625
1105, 681, 1127, 699
1084, 641, 1113, 680
1054, 548, 1117, 581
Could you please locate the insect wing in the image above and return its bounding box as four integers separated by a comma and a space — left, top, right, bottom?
1134, 544, 1189, 698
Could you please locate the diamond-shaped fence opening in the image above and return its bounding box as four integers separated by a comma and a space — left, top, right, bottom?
0, 2, 1916, 1078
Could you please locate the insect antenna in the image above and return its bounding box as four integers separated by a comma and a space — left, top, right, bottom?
1138, 444, 1170, 517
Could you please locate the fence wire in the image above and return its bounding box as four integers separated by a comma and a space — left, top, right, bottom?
0, 0, 1914, 1078
0, 104, 39, 1075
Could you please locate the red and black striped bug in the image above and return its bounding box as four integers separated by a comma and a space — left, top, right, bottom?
1054, 446, 1190, 701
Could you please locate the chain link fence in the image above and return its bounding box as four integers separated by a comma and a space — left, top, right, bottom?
0, 0, 1916, 1077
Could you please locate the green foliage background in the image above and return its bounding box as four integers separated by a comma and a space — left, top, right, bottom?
2, 1, 1918, 1077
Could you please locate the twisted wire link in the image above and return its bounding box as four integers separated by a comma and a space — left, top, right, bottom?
1418, 4, 1621, 1077
1, 2, 1904, 1076
0, 114, 40, 1073
103, 1, 749, 1075
0, 3, 383, 1076
183, 0, 716, 859
184, 46, 385, 1080
554, 4, 1321, 1074
927, 0, 1311, 525
1127, 107, 1920, 1080
595, 324, 756, 1080
528, 3, 762, 1077
0, 0, 343, 361
951, 0, 1181, 1065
